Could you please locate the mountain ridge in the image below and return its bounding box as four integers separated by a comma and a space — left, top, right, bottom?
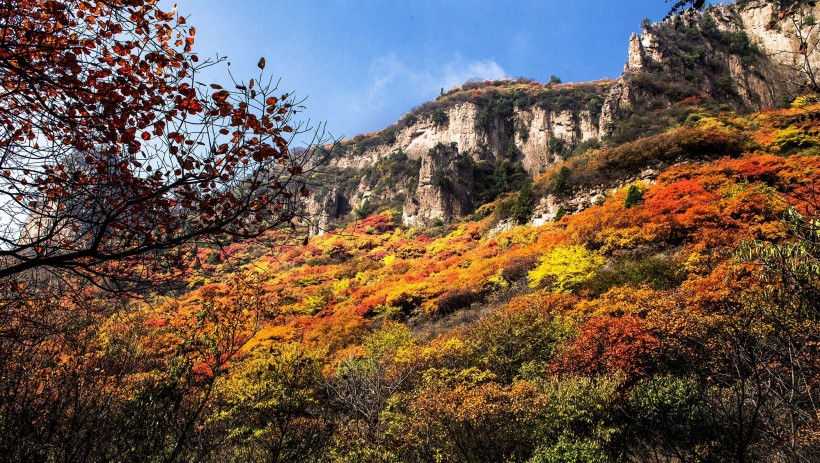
308, 0, 820, 232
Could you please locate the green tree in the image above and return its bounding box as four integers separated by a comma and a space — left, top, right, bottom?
552, 166, 572, 196
511, 182, 535, 224
216, 343, 332, 462
624, 184, 644, 209
554, 206, 567, 222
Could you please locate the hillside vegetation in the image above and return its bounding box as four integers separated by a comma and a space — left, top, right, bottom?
54, 101, 818, 462
5, 1, 820, 462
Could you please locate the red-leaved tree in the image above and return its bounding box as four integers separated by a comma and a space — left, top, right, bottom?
0, 0, 323, 291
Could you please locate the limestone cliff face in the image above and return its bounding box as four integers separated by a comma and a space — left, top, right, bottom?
330, 103, 486, 170
515, 108, 599, 175
402, 143, 474, 227
312, 88, 606, 228
332, 102, 600, 176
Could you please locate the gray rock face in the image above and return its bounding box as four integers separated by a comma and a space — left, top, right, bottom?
402, 143, 474, 227
313, 95, 605, 230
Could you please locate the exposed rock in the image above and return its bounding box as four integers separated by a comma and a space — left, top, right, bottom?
321, 91, 605, 227
626, 33, 646, 72
487, 218, 515, 236
402, 143, 474, 227
516, 108, 599, 176
531, 195, 563, 227
305, 187, 343, 235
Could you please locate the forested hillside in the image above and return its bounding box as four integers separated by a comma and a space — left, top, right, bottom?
2, 0, 820, 462
168, 102, 819, 462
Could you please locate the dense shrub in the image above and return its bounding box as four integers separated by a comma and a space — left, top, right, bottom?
500, 255, 540, 283
552, 166, 571, 196
624, 184, 644, 209
511, 181, 535, 224
431, 108, 449, 127
564, 126, 746, 191
436, 288, 485, 314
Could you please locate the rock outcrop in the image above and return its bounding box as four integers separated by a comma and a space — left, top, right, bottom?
601, 0, 820, 136
402, 143, 475, 227
310, 82, 608, 228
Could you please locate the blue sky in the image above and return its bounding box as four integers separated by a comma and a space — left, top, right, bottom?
178, 1, 725, 144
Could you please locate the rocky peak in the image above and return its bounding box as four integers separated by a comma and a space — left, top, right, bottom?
626, 33, 646, 72
601, 0, 820, 137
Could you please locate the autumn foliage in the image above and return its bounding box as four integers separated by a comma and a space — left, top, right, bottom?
0, 0, 316, 289
2, 2, 820, 461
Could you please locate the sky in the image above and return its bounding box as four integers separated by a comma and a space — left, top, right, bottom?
177, 1, 726, 145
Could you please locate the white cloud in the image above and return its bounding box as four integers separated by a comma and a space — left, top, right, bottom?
366, 53, 508, 98
337, 53, 507, 136
438, 56, 508, 92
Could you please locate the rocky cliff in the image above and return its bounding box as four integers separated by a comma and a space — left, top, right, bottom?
308, 80, 610, 230
602, 0, 820, 136
309, 0, 820, 232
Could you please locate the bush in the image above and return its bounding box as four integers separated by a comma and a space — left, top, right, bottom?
465, 293, 575, 382
774, 127, 820, 154
570, 126, 746, 189
715, 75, 736, 97
355, 199, 377, 219
548, 137, 566, 156
517, 123, 530, 142
624, 184, 644, 209
528, 245, 605, 292
380, 126, 397, 144
552, 166, 571, 196
206, 251, 222, 265
431, 167, 452, 192
721, 30, 758, 65
436, 288, 485, 314
586, 254, 685, 295
500, 255, 540, 282
623, 375, 720, 462
553, 206, 567, 222
511, 182, 534, 224
431, 108, 449, 127
531, 376, 622, 462
473, 159, 528, 204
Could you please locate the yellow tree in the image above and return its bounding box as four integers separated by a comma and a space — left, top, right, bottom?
528, 245, 605, 292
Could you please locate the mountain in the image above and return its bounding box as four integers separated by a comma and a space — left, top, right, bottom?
9, 1, 820, 461
309, 0, 820, 231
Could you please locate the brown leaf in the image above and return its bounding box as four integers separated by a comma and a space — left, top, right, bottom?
257, 57, 265, 70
